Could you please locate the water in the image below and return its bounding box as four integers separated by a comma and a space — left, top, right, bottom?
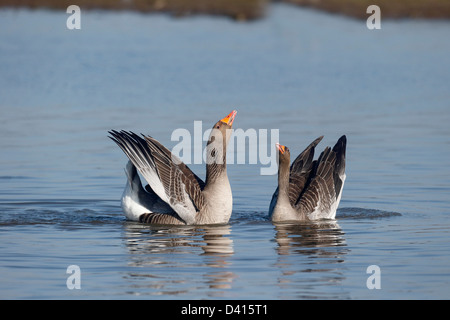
1, 4, 450, 300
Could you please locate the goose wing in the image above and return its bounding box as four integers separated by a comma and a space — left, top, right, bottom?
295, 135, 347, 219
288, 136, 323, 206
109, 130, 205, 225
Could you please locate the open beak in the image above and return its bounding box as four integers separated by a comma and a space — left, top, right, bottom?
220, 110, 237, 127
276, 143, 286, 154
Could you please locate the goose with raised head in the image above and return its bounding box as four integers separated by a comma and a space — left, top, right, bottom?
269, 135, 347, 222
109, 110, 237, 225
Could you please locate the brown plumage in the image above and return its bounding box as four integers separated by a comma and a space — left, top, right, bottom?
109, 110, 236, 225
269, 135, 347, 221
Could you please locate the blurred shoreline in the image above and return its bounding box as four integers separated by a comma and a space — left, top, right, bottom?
0, 0, 449, 20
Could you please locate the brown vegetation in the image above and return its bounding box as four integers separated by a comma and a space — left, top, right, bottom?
0, 0, 449, 20
284, 0, 450, 19
0, 0, 268, 20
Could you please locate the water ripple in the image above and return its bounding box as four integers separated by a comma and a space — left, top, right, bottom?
337, 207, 402, 220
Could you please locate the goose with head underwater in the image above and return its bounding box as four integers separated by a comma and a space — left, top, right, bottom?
109, 110, 237, 225
269, 135, 347, 222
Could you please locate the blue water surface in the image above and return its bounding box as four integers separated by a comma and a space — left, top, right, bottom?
0, 4, 449, 299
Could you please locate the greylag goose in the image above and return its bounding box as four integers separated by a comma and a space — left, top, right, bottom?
109, 110, 237, 225
269, 135, 347, 221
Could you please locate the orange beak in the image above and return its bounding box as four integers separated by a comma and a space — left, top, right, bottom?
220, 110, 237, 127
276, 143, 286, 154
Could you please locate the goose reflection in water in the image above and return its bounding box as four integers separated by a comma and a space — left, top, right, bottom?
274, 220, 347, 255
273, 220, 350, 299
122, 223, 236, 295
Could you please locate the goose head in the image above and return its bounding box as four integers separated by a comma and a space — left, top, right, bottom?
276, 143, 290, 166
205, 110, 237, 180
214, 109, 237, 145
206, 110, 236, 163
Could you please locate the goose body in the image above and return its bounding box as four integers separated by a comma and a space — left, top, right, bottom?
269, 135, 347, 222
110, 110, 236, 225
121, 160, 180, 223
